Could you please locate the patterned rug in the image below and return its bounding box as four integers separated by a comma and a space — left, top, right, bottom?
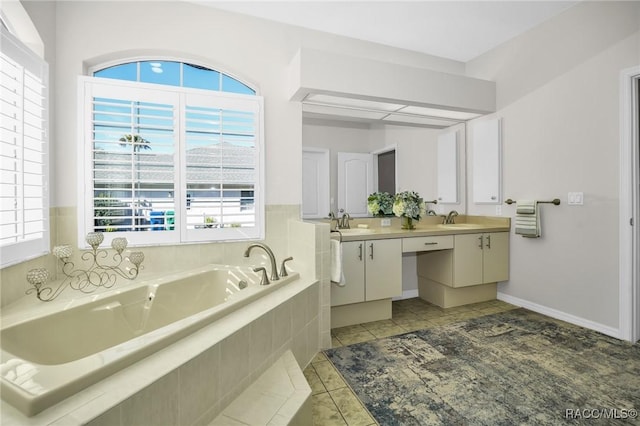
324, 309, 640, 425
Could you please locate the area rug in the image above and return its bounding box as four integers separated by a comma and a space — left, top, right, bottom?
324, 309, 640, 425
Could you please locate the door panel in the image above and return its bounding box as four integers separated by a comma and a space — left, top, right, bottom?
302, 149, 329, 218
337, 152, 373, 217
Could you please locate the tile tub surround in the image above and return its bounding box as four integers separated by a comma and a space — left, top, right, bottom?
0, 277, 320, 425
210, 350, 312, 425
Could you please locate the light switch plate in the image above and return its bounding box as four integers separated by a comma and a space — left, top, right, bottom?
568, 192, 584, 205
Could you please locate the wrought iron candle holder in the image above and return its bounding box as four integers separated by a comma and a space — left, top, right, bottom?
26, 232, 144, 302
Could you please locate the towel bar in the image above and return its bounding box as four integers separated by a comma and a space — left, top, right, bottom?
505, 198, 561, 206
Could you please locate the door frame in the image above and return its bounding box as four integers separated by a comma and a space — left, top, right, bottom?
372, 144, 398, 194
619, 65, 640, 343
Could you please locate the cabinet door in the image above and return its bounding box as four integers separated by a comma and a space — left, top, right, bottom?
437, 130, 458, 203
453, 234, 484, 287
482, 232, 509, 283
331, 241, 365, 306
472, 119, 501, 204
365, 239, 402, 300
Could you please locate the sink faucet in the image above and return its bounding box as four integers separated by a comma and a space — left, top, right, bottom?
244, 243, 279, 281
338, 213, 351, 229
426, 209, 437, 216
443, 210, 459, 224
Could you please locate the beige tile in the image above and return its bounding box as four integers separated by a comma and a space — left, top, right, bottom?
312, 352, 328, 364
335, 330, 376, 346
331, 324, 368, 338
360, 319, 396, 330
120, 371, 180, 426
303, 366, 327, 395
329, 387, 375, 426
312, 393, 347, 426
331, 336, 343, 348
313, 361, 347, 391
368, 325, 405, 339
223, 388, 287, 425
179, 345, 220, 426
393, 317, 432, 332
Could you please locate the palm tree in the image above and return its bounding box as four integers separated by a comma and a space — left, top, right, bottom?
119, 134, 151, 152
119, 134, 151, 230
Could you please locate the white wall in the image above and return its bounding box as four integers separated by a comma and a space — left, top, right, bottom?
302, 118, 374, 214
466, 1, 640, 332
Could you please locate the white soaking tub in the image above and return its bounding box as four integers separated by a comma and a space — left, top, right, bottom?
0, 264, 299, 417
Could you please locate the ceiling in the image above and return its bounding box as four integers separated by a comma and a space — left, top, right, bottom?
195, 1, 579, 127
199, 1, 578, 62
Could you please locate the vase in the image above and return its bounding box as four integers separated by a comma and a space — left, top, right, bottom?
401, 216, 415, 230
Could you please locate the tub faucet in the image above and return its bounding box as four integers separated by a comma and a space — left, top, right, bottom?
244, 243, 279, 281
444, 210, 459, 224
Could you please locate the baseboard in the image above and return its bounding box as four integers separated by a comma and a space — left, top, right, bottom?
394, 289, 419, 300
497, 292, 622, 340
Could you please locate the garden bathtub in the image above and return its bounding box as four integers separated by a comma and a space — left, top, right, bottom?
0, 264, 299, 416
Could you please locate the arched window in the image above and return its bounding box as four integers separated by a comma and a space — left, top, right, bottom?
94, 60, 255, 95
79, 60, 264, 246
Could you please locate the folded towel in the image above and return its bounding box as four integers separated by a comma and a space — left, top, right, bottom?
330, 239, 345, 286
515, 200, 541, 238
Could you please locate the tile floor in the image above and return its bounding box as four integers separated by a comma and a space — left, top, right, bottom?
303, 298, 518, 426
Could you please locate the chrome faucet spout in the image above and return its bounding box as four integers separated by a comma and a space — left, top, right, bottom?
244, 243, 279, 281
444, 210, 459, 224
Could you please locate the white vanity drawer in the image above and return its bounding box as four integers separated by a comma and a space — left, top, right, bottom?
402, 235, 454, 253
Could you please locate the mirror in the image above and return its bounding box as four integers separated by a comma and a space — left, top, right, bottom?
302, 117, 466, 217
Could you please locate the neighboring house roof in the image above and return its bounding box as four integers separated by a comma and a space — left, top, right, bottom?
93, 143, 255, 184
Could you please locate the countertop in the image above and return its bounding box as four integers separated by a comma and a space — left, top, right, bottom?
327, 215, 511, 242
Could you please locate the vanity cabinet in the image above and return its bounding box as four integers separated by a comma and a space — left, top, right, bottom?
331, 239, 402, 306
453, 232, 509, 287
417, 232, 509, 288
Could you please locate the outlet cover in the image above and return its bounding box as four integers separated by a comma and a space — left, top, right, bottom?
381, 218, 391, 227
568, 192, 584, 205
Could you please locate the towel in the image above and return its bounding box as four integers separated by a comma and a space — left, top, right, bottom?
515, 200, 541, 238
330, 239, 345, 286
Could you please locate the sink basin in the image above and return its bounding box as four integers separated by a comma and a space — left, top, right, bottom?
437, 223, 483, 229
336, 228, 376, 235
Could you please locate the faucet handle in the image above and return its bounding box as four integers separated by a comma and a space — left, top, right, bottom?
280, 256, 293, 277
253, 267, 270, 285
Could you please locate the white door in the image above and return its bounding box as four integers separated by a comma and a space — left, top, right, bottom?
337, 152, 374, 217
302, 148, 330, 218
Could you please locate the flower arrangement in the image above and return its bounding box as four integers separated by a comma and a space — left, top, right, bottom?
393, 190, 426, 229
367, 192, 394, 216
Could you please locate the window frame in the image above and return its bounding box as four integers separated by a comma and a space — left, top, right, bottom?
0, 25, 50, 267
77, 75, 264, 248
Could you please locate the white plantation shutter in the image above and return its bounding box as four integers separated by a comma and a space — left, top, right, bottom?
182, 92, 262, 242
0, 27, 49, 267
79, 77, 263, 246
